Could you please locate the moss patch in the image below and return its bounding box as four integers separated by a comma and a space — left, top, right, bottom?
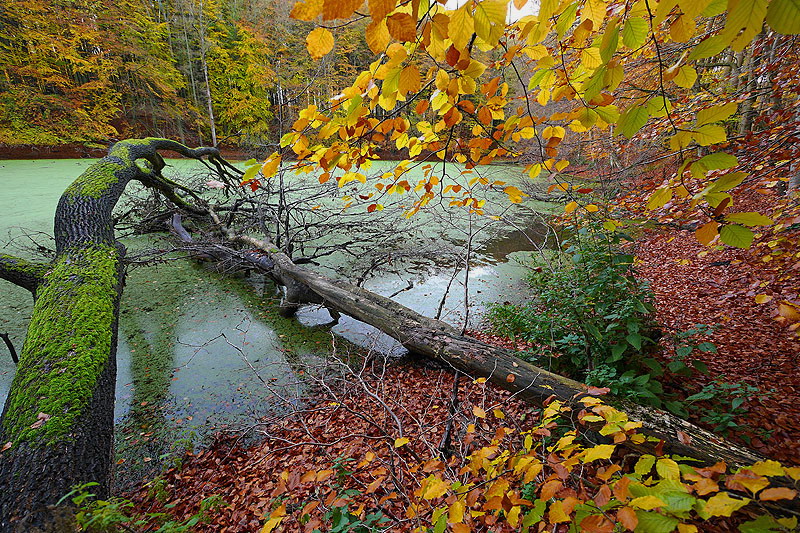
2, 244, 120, 444
63, 160, 125, 200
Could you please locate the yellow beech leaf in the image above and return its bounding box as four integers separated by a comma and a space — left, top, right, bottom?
630, 495, 666, 510
398, 64, 421, 96
291, 0, 323, 20
697, 102, 738, 127
583, 444, 615, 462
678, 525, 698, 533
261, 153, 281, 178
585, 204, 599, 212
548, 500, 571, 523
368, 0, 397, 21
421, 476, 450, 499
449, 4, 475, 50
449, 500, 465, 523
565, 201, 578, 213
749, 460, 785, 477
755, 294, 773, 304
674, 65, 698, 88
656, 458, 680, 480
779, 302, 800, 321
394, 437, 410, 448
473, 406, 487, 418
366, 20, 391, 53
703, 492, 749, 517
306, 27, 334, 59
767, 0, 800, 34
646, 187, 672, 210
261, 504, 286, 533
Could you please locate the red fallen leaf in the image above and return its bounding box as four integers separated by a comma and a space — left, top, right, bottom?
587, 386, 610, 396
577, 187, 594, 194
1, 442, 11, 452
506, 373, 516, 383
677, 430, 691, 445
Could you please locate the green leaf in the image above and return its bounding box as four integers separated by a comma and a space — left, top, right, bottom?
689, 34, 732, 60
767, 0, 800, 34
739, 515, 785, 533
693, 360, 709, 374
627, 333, 643, 351
600, 23, 620, 62
719, 224, 754, 248
582, 67, 607, 101
709, 171, 747, 192
634, 510, 679, 533
696, 102, 738, 126
647, 96, 672, 118
646, 187, 672, 210
622, 17, 649, 49
556, 3, 580, 38
724, 212, 773, 226
242, 164, 261, 182
618, 105, 649, 138
697, 152, 738, 172
635, 455, 655, 476
702, 0, 727, 16
595, 105, 620, 124
528, 69, 552, 90
693, 124, 727, 146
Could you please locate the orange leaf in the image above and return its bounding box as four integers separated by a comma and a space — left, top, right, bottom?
778, 302, 800, 322
366, 19, 391, 53
306, 27, 334, 59
580, 514, 615, 533
472, 406, 486, 418
616, 506, 638, 530
387, 12, 416, 41
368, 0, 396, 21
759, 487, 798, 501
695, 220, 719, 245
323, 0, 362, 20
540, 479, 563, 500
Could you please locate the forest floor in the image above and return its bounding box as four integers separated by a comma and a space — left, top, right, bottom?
127, 164, 800, 531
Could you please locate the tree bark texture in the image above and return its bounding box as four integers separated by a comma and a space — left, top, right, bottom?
0, 138, 221, 531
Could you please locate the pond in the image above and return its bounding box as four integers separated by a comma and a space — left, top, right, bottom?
0, 157, 556, 481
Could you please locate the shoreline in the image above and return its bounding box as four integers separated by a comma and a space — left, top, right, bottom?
0, 142, 250, 161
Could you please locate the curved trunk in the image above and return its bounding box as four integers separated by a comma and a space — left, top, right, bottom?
0, 139, 221, 531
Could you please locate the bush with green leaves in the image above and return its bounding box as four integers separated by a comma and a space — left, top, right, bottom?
489, 226, 665, 402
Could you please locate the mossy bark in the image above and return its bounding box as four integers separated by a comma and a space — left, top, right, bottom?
0, 138, 220, 531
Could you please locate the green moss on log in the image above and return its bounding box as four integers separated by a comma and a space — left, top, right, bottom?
2, 244, 120, 444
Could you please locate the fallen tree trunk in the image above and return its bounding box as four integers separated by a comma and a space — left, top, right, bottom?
202, 220, 768, 470
0, 139, 227, 531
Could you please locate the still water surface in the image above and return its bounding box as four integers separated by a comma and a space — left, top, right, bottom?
0, 158, 553, 470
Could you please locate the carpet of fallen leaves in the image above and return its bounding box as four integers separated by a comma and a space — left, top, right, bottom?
129, 361, 540, 531
623, 159, 800, 465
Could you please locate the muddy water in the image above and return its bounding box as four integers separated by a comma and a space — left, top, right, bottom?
0, 158, 555, 477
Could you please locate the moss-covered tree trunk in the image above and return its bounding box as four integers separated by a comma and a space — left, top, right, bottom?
0, 139, 220, 531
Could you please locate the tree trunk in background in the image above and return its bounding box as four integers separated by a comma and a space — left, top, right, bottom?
0, 139, 220, 531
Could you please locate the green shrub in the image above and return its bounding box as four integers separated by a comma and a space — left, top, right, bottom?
489, 226, 664, 403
